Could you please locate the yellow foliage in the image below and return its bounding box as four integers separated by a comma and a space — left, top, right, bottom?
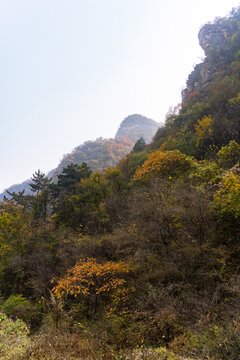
229, 92, 240, 105
195, 115, 213, 146
133, 150, 192, 182
213, 171, 240, 218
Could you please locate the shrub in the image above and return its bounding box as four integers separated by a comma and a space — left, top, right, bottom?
133, 150, 193, 182
0, 312, 30, 360
2, 294, 43, 330
213, 171, 240, 219
217, 140, 240, 168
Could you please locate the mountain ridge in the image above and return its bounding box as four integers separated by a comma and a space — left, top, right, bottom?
0, 114, 160, 200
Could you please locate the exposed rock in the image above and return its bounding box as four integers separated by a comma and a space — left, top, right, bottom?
182, 13, 238, 102
198, 21, 235, 57
115, 114, 160, 144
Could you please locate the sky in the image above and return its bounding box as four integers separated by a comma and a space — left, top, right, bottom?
0, 0, 240, 192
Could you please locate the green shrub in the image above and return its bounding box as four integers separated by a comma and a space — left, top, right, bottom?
0, 312, 30, 360
170, 323, 240, 360
217, 140, 240, 168
2, 294, 43, 330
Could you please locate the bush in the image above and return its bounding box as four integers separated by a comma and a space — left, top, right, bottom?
2, 294, 43, 330
213, 171, 240, 220
0, 312, 30, 360
170, 323, 240, 360
217, 140, 240, 168
133, 150, 194, 182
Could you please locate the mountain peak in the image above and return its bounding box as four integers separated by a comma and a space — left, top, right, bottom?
115, 114, 160, 144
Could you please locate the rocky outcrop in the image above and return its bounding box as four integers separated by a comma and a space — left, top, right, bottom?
182, 14, 239, 102
115, 114, 160, 144
198, 20, 235, 57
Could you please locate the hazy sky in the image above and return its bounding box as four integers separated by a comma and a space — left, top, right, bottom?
0, 0, 240, 192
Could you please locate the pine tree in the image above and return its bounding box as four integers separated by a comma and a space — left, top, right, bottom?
29, 170, 51, 195
132, 137, 146, 152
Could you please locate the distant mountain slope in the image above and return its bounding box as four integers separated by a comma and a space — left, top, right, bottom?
48, 137, 134, 182
115, 114, 160, 143
1, 114, 159, 200
0, 179, 32, 200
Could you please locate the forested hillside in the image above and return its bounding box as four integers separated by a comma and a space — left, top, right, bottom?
1, 8, 240, 360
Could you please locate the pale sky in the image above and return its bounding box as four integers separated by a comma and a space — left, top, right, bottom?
0, 0, 239, 192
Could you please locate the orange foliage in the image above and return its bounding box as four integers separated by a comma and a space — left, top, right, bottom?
52, 258, 134, 300
133, 150, 192, 182
188, 91, 200, 100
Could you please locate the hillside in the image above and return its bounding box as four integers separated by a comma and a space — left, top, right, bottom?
151, 9, 240, 158
0, 114, 159, 200
48, 137, 134, 181
1, 8, 240, 360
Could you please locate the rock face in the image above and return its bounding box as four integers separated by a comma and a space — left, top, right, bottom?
115, 114, 160, 144
182, 13, 239, 102
198, 21, 235, 57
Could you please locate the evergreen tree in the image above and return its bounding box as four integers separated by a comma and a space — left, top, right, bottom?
6, 190, 33, 211
29, 170, 52, 221
29, 170, 52, 195
132, 137, 146, 152
57, 163, 92, 191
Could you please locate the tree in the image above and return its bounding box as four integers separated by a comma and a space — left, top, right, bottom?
30, 170, 51, 195
0, 202, 31, 257
195, 115, 213, 147
52, 258, 134, 316
55, 172, 109, 233
134, 150, 194, 182
29, 170, 52, 221
57, 163, 92, 191
217, 140, 240, 168
6, 190, 33, 211
132, 137, 146, 152
213, 170, 240, 220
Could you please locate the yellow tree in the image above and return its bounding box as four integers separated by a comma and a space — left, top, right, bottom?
195, 115, 213, 146
213, 171, 240, 219
134, 150, 193, 182
52, 258, 134, 316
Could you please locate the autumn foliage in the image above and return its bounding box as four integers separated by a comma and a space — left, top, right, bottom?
195, 115, 213, 146
213, 170, 240, 219
134, 149, 192, 181
52, 258, 134, 314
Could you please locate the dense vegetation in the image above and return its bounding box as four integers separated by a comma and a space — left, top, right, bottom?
1, 8, 240, 360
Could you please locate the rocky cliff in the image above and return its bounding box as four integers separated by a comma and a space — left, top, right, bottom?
115, 114, 160, 143
182, 10, 240, 102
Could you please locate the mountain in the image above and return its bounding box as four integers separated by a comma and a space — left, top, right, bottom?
151, 9, 240, 158
0, 114, 160, 200
115, 114, 160, 143
2, 8, 240, 359
48, 137, 134, 183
